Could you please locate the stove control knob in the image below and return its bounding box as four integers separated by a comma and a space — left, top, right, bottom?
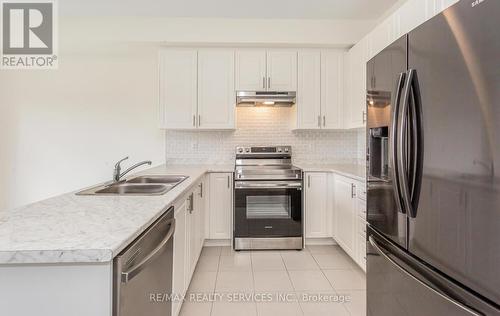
277, 148, 282, 153
245, 148, 250, 153
238, 148, 243, 153
284, 148, 289, 153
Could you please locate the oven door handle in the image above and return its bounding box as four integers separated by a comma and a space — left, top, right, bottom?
235, 182, 302, 189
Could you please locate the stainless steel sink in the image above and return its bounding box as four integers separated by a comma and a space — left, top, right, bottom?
126, 175, 187, 184
76, 175, 188, 196
95, 184, 170, 195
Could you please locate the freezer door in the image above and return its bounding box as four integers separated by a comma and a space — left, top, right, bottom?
407, 0, 500, 305
366, 36, 408, 248
367, 228, 500, 316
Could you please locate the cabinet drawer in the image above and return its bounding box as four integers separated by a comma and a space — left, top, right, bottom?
356, 216, 367, 238
357, 199, 367, 220
356, 182, 366, 201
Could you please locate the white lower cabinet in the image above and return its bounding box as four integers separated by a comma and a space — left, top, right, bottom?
172, 178, 207, 316
333, 174, 367, 271
208, 173, 233, 239
334, 175, 356, 257
305, 172, 330, 238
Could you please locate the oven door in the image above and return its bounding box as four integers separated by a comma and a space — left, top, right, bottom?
234, 181, 303, 238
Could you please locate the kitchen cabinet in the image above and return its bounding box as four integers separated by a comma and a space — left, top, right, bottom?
159, 49, 198, 129
235, 50, 267, 91
305, 172, 329, 238
197, 49, 236, 129
159, 48, 235, 130
321, 50, 344, 129
334, 175, 356, 257
235, 49, 297, 91
267, 50, 297, 91
172, 197, 188, 316
172, 178, 207, 316
296, 51, 321, 129
344, 39, 367, 129
208, 173, 233, 240
294, 49, 344, 130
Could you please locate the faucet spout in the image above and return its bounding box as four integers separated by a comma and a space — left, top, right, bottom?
113, 158, 152, 182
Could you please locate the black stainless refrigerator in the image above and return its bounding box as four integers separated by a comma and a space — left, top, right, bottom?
366, 0, 500, 315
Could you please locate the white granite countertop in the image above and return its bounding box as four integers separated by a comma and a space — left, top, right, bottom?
0, 164, 233, 265
294, 163, 366, 182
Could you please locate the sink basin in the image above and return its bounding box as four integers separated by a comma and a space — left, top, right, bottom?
76, 174, 189, 196
95, 184, 170, 195
126, 175, 188, 184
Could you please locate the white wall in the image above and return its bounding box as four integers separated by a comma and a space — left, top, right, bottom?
0, 43, 165, 210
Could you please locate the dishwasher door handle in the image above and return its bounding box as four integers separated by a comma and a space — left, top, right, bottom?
121, 219, 175, 283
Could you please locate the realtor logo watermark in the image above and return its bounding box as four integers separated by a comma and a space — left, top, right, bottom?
1, 0, 58, 69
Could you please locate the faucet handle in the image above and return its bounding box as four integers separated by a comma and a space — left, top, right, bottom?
115, 156, 129, 169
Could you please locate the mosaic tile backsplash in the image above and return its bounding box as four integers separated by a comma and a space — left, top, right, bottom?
165, 107, 365, 165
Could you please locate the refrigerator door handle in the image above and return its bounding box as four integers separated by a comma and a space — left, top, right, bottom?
369, 236, 484, 316
391, 72, 407, 214
408, 69, 424, 218
399, 69, 424, 219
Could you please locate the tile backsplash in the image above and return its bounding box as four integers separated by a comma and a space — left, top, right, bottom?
165, 107, 365, 165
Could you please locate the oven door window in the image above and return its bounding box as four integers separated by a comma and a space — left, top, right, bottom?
246, 195, 291, 219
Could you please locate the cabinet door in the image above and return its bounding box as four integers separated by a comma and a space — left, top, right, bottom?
159, 49, 198, 129
266, 50, 297, 91
235, 49, 267, 91
305, 173, 328, 238
297, 50, 321, 129
172, 199, 187, 316
194, 180, 206, 257
321, 50, 344, 129
197, 49, 235, 129
334, 176, 356, 256
209, 173, 232, 239
346, 41, 367, 129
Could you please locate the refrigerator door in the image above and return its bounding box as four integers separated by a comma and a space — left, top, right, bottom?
367, 227, 500, 316
407, 0, 500, 304
367, 36, 408, 248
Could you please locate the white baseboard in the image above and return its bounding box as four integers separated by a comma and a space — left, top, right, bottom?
305, 237, 337, 246
204, 239, 231, 247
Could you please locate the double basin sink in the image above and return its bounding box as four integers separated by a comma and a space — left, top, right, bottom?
77, 175, 188, 196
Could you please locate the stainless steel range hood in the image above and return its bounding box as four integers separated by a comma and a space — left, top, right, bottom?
236, 91, 296, 107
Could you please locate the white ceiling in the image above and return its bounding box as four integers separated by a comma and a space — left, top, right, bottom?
59, 0, 400, 20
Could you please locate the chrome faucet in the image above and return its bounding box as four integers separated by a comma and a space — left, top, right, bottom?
113, 157, 152, 182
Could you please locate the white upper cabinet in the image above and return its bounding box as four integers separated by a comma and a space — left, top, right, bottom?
159, 49, 198, 129
266, 50, 297, 91
235, 50, 267, 91
197, 49, 236, 129
321, 50, 344, 129
344, 40, 367, 129
297, 50, 322, 129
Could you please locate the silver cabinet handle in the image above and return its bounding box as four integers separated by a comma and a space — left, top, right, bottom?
227, 175, 230, 188
323, 115, 326, 127
198, 115, 201, 127
362, 111, 367, 123
193, 115, 196, 127
121, 219, 175, 283
263, 76, 266, 89
198, 182, 203, 198
351, 183, 357, 198
368, 236, 483, 316
308, 175, 311, 188
268, 77, 271, 89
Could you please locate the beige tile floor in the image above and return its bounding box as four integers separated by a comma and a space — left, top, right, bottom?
179, 245, 366, 316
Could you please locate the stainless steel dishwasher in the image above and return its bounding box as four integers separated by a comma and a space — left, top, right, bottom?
113, 206, 175, 316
